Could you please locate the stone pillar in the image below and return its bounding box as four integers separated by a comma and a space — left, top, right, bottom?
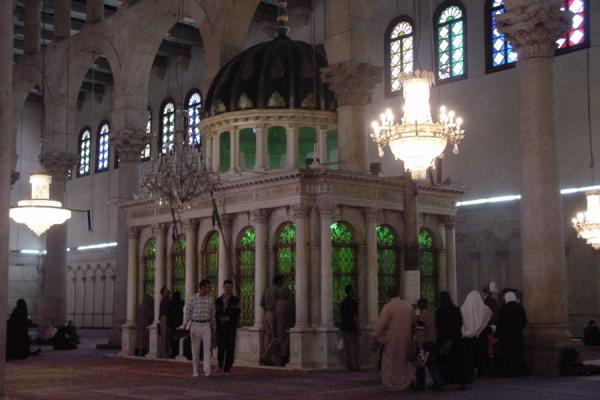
218, 215, 232, 295
147, 224, 166, 358
212, 133, 220, 172
497, 1, 571, 374
286, 125, 298, 169
497, 249, 509, 291
309, 206, 321, 327
205, 136, 213, 172
469, 252, 481, 292
402, 174, 420, 302
365, 208, 380, 329
86, 0, 104, 23
321, 62, 381, 173
314, 202, 339, 368
255, 125, 266, 171
39, 152, 76, 331
317, 127, 328, 165
0, 1, 13, 393
53, 0, 71, 41
445, 218, 458, 301
231, 127, 239, 173
183, 220, 198, 300
24, 0, 42, 54
251, 210, 268, 329
120, 227, 140, 356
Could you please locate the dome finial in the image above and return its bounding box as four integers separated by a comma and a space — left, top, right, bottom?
276, 0, 291, 37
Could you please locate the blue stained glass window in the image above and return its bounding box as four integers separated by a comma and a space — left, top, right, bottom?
96, 122, 110, 172
488, 0, 517, 70
77, 128, 91, 177
141, 109, 151, 161
187, 90, 202, 146
160, 100, 176, 154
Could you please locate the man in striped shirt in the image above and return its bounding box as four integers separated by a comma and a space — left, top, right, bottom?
183, 279, 216, 377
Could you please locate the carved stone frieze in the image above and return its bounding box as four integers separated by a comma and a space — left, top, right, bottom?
290, 204, 309, 219
111, 128, 151, 162
365, 208, 383, 223
321, 61, 382, 106
250, 209, 269, 224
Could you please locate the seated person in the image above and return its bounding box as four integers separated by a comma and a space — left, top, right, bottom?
584, 320, 600, 346
52, 326, 78, 350
65, 320, 80, 345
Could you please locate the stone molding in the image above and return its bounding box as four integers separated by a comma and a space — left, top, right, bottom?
182, 219, 198, 233
111, 128, 150, 162
290, 204, 309, 219
250, 209, 269, 224
39, 151, 77, 177
321, 61, 382, 106
365, 207, 382, 223
318, 202, 336, 218
496, 0, 568, 59
151, 223, 167, 236
128, 226, 141, 239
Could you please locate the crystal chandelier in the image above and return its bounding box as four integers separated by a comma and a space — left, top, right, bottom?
370, 70, 465, 180
10, 174, 72, 236
572, 192, 600, 249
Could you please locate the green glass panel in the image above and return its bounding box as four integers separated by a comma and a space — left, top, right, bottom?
268, 126, 287, 169
219, 132, 231, 172
419, 229, 438, 308
276, 223, 296, 296
331, 222, 356, 327
298, 127, 316, 169
239, 128, 256, 170
172, 236, 186, 295
144, 239, 156, 298
238, 228, 255, 327
326, 130, 338, 168
205, 232, 219, 299
377, 225, 399, 310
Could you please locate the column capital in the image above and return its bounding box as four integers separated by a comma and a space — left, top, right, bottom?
443, 215, 457, 229
496, 0, 568, 59
250, 209, 270, 224
469, 251, 481, 261
321, 61, 382, 106
318, 202, 336, 218
39, 151, 77, 178
218, 214, 233, 229
111, 128, 150, 162
151, 223, 168, 236
496, 249, 510, 260
365, 208, 382, 223
128, 226, 141, 240
291, 204, 309, 219
182, 219, 198, 233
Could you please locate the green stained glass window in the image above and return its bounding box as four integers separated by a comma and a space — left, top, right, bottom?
326, 130, 338, 168
419, 229, 438, 308
435, 4, 466, 81
204, 231, 219, 300
238, 227, 256, 326
276, 223, 296, 296
268, 126, 287, 169
219, 132, 231, 172
239, 128, 256, 170
172, 235, 186, 296
298, 127, 316, 169
143, 239, 156, 298
331, 222, 357, 327
377, 225, 399, 310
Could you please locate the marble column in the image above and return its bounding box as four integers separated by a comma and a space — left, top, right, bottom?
444, 218, 458, 301
231, 127, 239, 173
317, 127, 328, 165
120, 227, 140, 356
183, 220, 198, 299
255, 125, 267, 171
218, 215, 232, 295
251, 210, 268, 329
309, 206, 321, 327
86, 0, 104, 23
365, 208, 380, 329
469, 252, 481, 292
148, 224, 166, 358
53, 0, 71, 41
286, 125, 298, 169
212, 133, 220, 172
314, 202, 339, 368
24, 0, 41, 54
0, 1, 13, 394
402, 174, 420, 302
40, 152, 76, 331
321, 62, 381, 173
497, 1, 571, 375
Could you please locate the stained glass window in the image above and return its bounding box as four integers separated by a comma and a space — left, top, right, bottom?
276, 223, 296, 296
219, 131, 231, 172
160, 100, 176, 154
331, 222, 357, 327
186, 90, 202, 146
377, 225, 400, 310
419, 229, 438, 308
77, 127, 91, 177
386, 17, 414, 95
435, 3, 466, 81
172, 235, 186, 296
487, 0, 517, 71
96, 122, 110, 172
556, 0, 588, 53
238, 227, 256, 327
268, 126, 287, 169
141, 109, 152, 161
239, 128, 256, 170
143, 239, 156, 298
298, 127, 316, 169
203, 231, 219, 300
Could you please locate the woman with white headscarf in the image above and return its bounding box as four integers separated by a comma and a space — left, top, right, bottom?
497, 291, 527, 376
460, 291, 493, 381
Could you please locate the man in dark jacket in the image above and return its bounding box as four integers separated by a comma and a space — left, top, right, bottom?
340, 284, 360, 371
215, 279, 241, 375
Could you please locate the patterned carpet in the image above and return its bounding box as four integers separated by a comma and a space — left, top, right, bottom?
4, 345, 600, 399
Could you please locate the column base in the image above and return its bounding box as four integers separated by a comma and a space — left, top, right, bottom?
146, 324, 159, 359
237, 327, 262, 365
313, 327, 341, 369
360, 327, 378, 368
288, 327, 314, 369
525, 323, 574, 376
119, 323, 137, 356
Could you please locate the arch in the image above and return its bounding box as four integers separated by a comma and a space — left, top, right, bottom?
419, 228, 439, 308
171, 235, 186, 295
377, 224, 401, 310
186, 88, 203, 146
141, 108, 152, 161
203, 231, 219, 299
298, 127, 316, 169
239, 128, 256, 170
160, 98, 176, 154
556, 0, 589, 54
275, 222, 296, 296
95, 120, 110, 172
385, 16, 415, 96
236, 227, 256, 327
434, 1, 467, 82
331, 221, 358, 327
142, 239, 157, 298
485, 0, 517, 72
77, 126, 92, 177
268, 126, 287, 169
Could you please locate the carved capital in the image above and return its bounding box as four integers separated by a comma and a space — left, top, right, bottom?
365, 208, 382, 223
111, 128, 150, 162
290, 205, 309, 219
318, 202, 336, 218
128, 227, 141, 240
321, 61, 382, 106
469, 251, 481, 262
250, 209, 269, 224
496, 249, 510, 260
443, 215, 456, 229
39, 151, 77, 178
182, 219, 198, 233
496, 0, 568, 59
151, 223, 167, 236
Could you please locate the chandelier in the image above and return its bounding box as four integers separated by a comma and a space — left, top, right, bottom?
572, 192, 600, 249
370, 70, 465, 180
10, 174, 72, 236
